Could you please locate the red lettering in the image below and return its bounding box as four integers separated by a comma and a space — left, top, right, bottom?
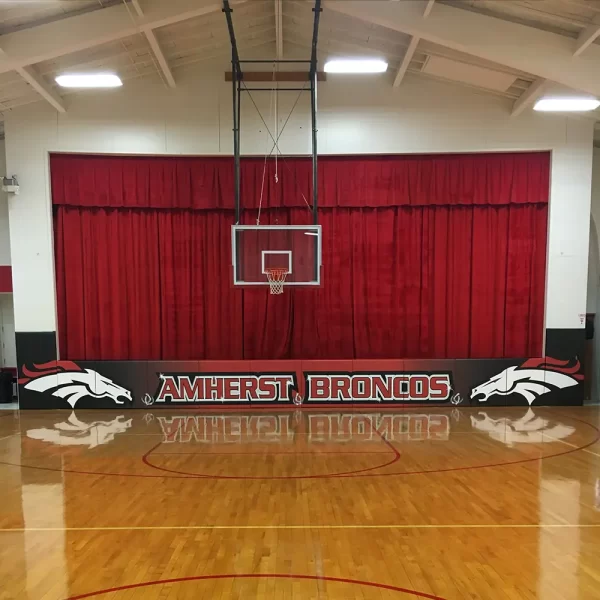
180, 377, 203, 401
351, 376, 371, 400
239, 377, 257, 401
271, 376, 293, 401
373, 376, 393, 401
224, 378, 240, 401
393, 375, 410, 400
409, 376, 429, 400
429, 375, 450, 400
309, 376, 330, 400
257, 378, 276, 400
331, 376, 350, 400
158, 377, 183, 402
204, 377, 224, 401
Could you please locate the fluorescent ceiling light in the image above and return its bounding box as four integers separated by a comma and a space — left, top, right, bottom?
533, 97, 600, 112
324, 59, 388, 74
55, 73, 123, 88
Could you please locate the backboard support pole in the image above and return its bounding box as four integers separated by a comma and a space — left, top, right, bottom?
223, 0, 242, 223
310, 0, 321, 225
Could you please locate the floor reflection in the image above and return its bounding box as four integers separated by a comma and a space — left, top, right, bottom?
26, 412, 132, 448
22, 407, 586, 450
155, 411, 451, 444
470, 407, 576, 446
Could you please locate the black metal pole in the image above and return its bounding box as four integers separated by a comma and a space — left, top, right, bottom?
240, 87, 310, 92
239, 59, 312, 64
236, 73, 242, 221
233, 61, 241, 223
310, 0, 322, 225
223, 0, 242, 223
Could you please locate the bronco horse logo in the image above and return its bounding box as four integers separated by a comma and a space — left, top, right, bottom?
470, 357, 583, 406
19, 361, 132, 409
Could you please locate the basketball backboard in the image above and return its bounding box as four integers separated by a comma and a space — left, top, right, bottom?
232, 225, 322, 286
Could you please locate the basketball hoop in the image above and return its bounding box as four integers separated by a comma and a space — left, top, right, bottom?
265, 267, 289, 294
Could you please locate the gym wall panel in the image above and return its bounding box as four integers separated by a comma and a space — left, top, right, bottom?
3, 70, 593, 367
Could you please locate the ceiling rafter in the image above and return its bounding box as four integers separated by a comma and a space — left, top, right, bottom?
0, 47, 65, 112
130, 0, 176, 87
15, 65, 66, 113
324, 0, 600, 97
393, 36, 419, 87
511, 77, 546, 117
574, 16, 600, 56
0, 0, 247, 76
393, 0, 434, 88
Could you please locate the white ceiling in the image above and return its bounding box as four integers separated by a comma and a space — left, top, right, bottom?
0, 0, 599, 138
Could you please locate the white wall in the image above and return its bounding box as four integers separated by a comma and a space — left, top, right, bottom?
3, 68, 595, 337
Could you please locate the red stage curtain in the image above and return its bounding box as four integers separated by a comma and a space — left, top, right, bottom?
51, 152, 549, 361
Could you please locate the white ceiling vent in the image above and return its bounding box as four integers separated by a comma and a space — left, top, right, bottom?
422, 55, 517, 92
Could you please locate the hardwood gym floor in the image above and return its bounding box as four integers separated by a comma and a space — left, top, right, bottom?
1, 405, 599, 599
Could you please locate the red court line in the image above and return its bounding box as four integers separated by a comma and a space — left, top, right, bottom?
153, 450, 393, 455
65, 573, 446, 599
141, 424, 402, 480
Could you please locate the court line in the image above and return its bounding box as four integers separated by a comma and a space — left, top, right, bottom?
153, 450, 393, 455
3, 523, 600, 532
542, 434, 600, 459
141, 420, 403, 479
65, 573, 446, 600
0, 433, 18, 442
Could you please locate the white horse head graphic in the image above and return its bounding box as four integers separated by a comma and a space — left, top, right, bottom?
21, 361, 132, 408
470, 358, 582, 406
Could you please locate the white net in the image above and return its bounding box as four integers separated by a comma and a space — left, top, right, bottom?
265, 268, 289, 295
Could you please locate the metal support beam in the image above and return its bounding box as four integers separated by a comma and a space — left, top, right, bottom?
240, 87, 310, 91
310, 0, 322, 225
17, 65, 66, 113
225, 71, 326, 82
131, 0, 176, 88
223, 0, 242, 222
511, 77, 547, 117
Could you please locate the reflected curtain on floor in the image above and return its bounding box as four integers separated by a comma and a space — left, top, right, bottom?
51, 152, 549, 360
